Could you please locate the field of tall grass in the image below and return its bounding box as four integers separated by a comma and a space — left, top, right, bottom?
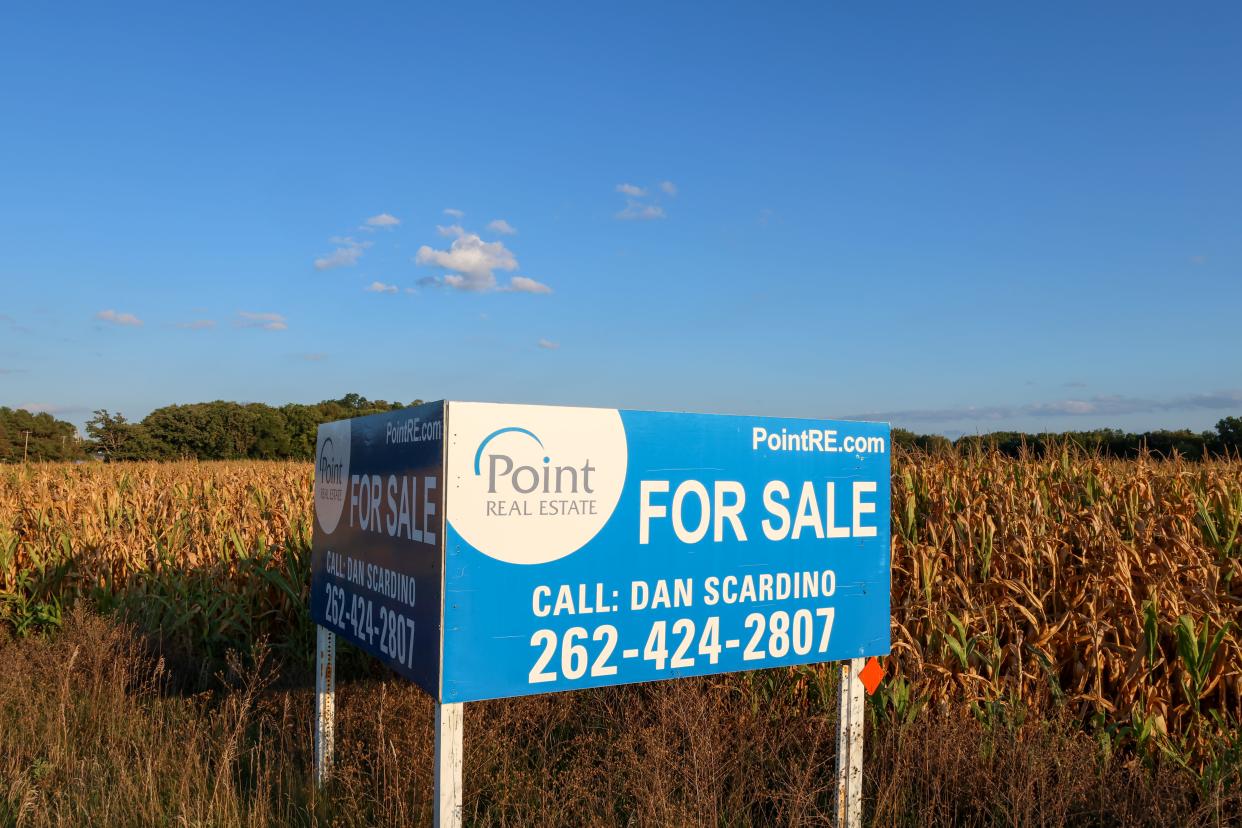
1, 451, 1239, 825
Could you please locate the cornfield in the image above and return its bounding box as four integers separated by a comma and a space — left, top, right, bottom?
1, 451, 1239, 769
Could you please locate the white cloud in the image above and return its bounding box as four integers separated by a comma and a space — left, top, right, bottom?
537, 338, 560, 350
95, 309, 142, 327
235, 311, 287, 331
854, 389, 1242, 424
416, 220, 553, 294
443, 208, 465, 218
177, 319, 216, 330
615, 181, 675, 219
415, 232, 519, 292
0, 314, 29, 333
616, 200, 666, 221
19, 402, 79, 415
364, 213, 400, 228
314, 237, 372, 270
507, 276, 553, 294
366, 281, 399, 294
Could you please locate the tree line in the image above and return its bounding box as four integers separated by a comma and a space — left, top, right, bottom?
0, 395, 419, 462
0, 407, 82, 462
892, 419, 1242, 458
1, 398, 1239, 462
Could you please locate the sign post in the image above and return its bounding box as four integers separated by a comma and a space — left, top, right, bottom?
314, 624, 336, 787
310, 401, 891, 825
435, 702, 463, 827
836, 657, 865, 828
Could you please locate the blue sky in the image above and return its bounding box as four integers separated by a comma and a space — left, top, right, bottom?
1, 2, 1239, 436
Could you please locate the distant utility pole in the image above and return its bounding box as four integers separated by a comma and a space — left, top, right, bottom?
22, 430, 31, 464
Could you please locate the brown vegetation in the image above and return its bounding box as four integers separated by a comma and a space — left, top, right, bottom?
1, 450, 1239, 825
1, 611, 1232, 827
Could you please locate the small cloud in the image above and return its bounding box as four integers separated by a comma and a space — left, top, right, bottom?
235, 311, 287, 331
757, 207, 775, 226
299, 352, 328, 362
404, 286, 418, 294
0, 314, 31, 334
443, 208, 465, 219
19, 402, 83, 416
616, 183, 646, 197
364, 213, 400, 228
95, 309, 142, 327
177, 319, 216, 330
365, 281, 399, 294
314, 237, 372, 270
416, 222, 552, 294
854, 389, 1242, 424
1190, 255, 1207, 265
0, 367, 27, 375
659, 180, 678, 197
1063, 381, 1088, 389
487, 219, 517, 235
616, 200, 666, 221
537, 338, 560, 350
506, 276, 553, 294
416, 232, 519, 292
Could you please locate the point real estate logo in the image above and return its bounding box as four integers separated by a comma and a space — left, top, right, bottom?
314, 419, 351, 534
449, 404, 627, 565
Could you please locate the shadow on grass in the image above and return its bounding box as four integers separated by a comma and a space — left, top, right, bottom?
2, 610, 1237, 827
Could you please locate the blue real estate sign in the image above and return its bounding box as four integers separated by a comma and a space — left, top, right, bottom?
312, 401, 891, 703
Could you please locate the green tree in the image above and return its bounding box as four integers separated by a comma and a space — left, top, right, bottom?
85, 410, 152, 461
1217, 416, 1242, 454
0, 407, 85, 462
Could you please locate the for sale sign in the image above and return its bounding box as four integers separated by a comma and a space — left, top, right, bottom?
310, 401, 445, 695
311, 401, 891, 703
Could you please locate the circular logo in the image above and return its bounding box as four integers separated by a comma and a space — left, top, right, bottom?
314, 420, 351, 534
451, 404, 627, 564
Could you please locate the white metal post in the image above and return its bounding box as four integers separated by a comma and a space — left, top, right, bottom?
836, 657, 865, 828
435, 702, 464, 828
314, 625, 336, 787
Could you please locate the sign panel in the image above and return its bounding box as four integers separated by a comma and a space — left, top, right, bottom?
310, 401, 891, 703
440, 402, 891, 702
310, 401, 445, 696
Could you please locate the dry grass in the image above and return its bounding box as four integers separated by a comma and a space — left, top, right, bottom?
1, 450, 1240, 825
2, 610, 1234, 827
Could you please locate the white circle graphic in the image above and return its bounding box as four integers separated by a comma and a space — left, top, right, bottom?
314, 420, 351, 535
450, 403, 627, 564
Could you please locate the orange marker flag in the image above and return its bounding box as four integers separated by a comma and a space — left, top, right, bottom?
859, 656, 883, 695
